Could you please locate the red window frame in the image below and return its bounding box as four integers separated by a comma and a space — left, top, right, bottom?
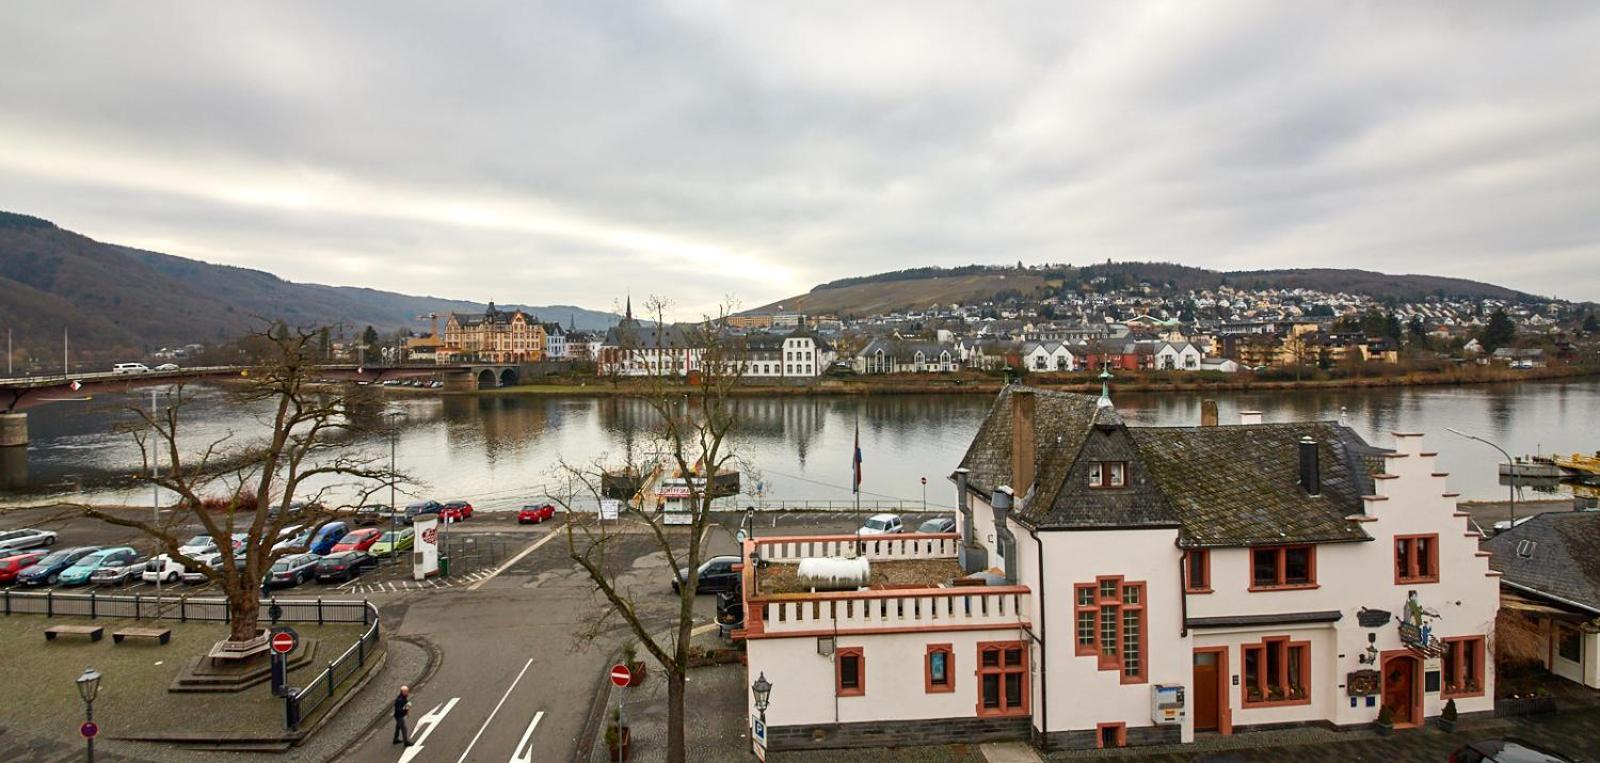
976, 640, 1029, 717
1440, 636, 1485, 698
1185, 549, 1211, 593
835, 647, 865, 697
925, 643, 954, 693
1071, 576, 1147, 684
1096, 722, 1127, 749
1248, 545, 1318, 590
1394, 534, 1440, 585
1240, 636, 1311, 707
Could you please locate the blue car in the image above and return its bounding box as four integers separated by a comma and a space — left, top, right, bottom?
308, 522, 349, 555
57, 547, 139, 587
16, 546, 102, 586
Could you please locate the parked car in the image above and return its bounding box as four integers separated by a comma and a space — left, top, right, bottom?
0, 551, 47, 584
351, 504, 396, 527
440, 501, 474, 522
178, 534, 219, 557
518, 504, 556, 524
0, 528, 59, 552
154, 363, 180, 371
857, 513, 904, 535
1449, 738, 1573, 762
331, 528, 382, 553
141, 554, 186, 584
16, 546, 102, 586
111, 362, 150, 374
268, 553, 321, 587
179, 551, 245, 584
916, 517, 957, 534
672, 555, 743, 594
315, 550, 377, 582
307, 522, 350, 555
404, 501, 443, 525
90, 557, 143, 586
57, 547, 139, 587
370, 528, 415, 558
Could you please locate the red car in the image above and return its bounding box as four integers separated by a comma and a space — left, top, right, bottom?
0, 551, 47, 584
518, 504, 556, 524
330, 529, 381, 553
441, 501, 474, 522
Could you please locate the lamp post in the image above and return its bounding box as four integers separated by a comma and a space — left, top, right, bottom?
77, 666, 101, 762
751, 671, 771, 724
386, 410, 407, 566
1446, 427, 1516, 529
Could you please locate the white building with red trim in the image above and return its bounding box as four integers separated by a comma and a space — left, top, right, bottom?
738, 386, 1500, 753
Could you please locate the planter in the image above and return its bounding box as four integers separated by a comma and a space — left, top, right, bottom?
607, 726, 632, 761
627, 661, 647, 687
1374, 721, 1393, 737
1437, 717, 1457, 732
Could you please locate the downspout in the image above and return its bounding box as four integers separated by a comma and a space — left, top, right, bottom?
1177, 538, 1190, 638
1030, 524, 1049, 752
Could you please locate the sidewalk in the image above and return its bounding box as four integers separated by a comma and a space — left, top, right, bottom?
587, 628, 751, 763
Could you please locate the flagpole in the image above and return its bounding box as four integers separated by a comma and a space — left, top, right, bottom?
853, 410, 860, 513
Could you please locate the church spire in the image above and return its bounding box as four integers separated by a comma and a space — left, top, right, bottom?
625, 293, 633, 322
1097, 366, 1115, 409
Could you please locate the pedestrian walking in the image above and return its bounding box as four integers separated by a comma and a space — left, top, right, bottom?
393, 685, 413, 745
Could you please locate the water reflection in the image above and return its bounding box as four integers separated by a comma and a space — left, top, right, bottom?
3, 379, 1597, 509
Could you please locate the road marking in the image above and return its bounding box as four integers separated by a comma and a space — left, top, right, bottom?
427, 579, 439, 588
508, 710, 544, 763
468, 531, 560, 591
456, 658, 534, 763
397, 696, 459, 763
335, 577, 358, 590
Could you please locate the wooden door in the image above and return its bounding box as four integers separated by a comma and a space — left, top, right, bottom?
1383, 656, 1416, 726
1194, 651, 1219, 731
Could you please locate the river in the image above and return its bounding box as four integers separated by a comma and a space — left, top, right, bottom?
2, 379, 1597, 510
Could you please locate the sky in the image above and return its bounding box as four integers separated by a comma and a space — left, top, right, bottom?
2, 2, 1598, 318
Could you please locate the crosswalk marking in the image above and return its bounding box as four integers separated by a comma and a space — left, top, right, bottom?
509, 711, 544, 763
397, 696, 459, 763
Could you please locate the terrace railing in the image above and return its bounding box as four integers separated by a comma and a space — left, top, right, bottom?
754, 585, 1031, 637
753, 532, 961, 563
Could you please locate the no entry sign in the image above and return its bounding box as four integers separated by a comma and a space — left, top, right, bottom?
270, 629, 298, 655
80, 721, 98, 738
609, 663, 632, 687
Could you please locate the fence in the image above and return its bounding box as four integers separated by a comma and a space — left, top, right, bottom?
755, 586, 1031, 636
283, 600, 383, 730
441, 536, 511, 574
754, 533, 962, 563
1, 589, 370, 625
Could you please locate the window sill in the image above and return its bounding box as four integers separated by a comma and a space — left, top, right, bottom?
1397, 577, 1439, 585
836, 689, 865, 698
925, 684, 955, 694
1241, 696, 1311, 709
1441, 687, 1484, 700
976, 707, 1028, 718
1186, 587, 1213, 595
1119, 673, 1148, 685
1248, 583, 1320, 592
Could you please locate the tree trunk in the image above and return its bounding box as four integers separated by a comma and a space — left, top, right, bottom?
227, 583, 262, 642
666, 669, 686, 763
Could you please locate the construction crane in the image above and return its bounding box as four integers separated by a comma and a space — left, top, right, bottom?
415, 313, 440, 340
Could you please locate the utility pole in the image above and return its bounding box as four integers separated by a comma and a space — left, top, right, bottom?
152, 387, 163, 606
64, 326, 70, 376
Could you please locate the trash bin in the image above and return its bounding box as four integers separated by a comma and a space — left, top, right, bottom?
439, 555, 450, 577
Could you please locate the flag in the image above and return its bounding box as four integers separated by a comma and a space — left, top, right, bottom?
852, 422, 863, 494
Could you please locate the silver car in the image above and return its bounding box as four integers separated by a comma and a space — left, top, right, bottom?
0, 528, 58, 553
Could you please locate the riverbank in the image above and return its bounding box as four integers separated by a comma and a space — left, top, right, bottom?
439, 363, 1600, 398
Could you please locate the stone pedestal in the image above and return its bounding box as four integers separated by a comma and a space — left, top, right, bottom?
0, 412, 25, 448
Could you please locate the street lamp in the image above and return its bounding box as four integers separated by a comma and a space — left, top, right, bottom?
386, 410, 408, 566
751, 672, 772, 723
76, 666, 101, 762
1446, 427, 1516, 530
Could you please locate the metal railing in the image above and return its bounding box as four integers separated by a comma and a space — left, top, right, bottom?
284, 600, 382, 730
1, 589, 370, 624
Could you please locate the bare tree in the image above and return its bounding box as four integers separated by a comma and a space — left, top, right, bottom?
76, 326, 396, 643
554, 296, 746, 763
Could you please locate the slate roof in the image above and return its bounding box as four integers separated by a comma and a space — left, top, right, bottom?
1483, 512, 1600, 615
957, 385, 1384, 545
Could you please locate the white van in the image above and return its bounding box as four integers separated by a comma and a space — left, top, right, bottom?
111, 363, 150, 374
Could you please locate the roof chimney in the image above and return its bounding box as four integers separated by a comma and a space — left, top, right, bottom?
1298, 436, 1321, 496
1238, 410, 1263, 425
1010, 389, 1036, 498
1201, 399, 1219, 427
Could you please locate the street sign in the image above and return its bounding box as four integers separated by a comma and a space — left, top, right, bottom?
609, 663, 632, 687
70, 380, 82, 391
270, 629, 298, 654
751, 715, 767, 762
80, 721, 98, 739
921, 476, 927, 485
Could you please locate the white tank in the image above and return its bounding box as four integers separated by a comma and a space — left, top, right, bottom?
796, 556, 870, 590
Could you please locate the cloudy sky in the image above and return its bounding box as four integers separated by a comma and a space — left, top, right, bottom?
2, 2, 1598, 316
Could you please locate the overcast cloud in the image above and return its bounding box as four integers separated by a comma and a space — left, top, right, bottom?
2, 1, 1598, 316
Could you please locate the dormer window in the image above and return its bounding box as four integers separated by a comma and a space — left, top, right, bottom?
1089, 461, 1127, 489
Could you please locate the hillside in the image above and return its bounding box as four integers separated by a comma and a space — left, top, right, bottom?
0, 211, 617, 361
747, 262, 1540, 317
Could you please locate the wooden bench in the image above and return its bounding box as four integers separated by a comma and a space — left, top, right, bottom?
113, 627, 172, 645
44, 625, 104, 642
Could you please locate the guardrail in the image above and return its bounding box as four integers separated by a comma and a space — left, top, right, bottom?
754, 586, 1031, 636
754, 533, 962, 563
1, 590, 370, 624
284, 600, 382, 730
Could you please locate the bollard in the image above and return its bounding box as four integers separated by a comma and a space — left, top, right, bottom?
90, 591, 97, 619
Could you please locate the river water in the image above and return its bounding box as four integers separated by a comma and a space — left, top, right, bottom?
3, 379, 1597, 510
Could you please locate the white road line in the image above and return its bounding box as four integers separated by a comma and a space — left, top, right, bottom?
397, 696, 459, 763
427, 579, 439, 588
509, 711, 544, 763
468, 531, 561, 591
335, 577, 358, 590
456, 658, 534, 763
